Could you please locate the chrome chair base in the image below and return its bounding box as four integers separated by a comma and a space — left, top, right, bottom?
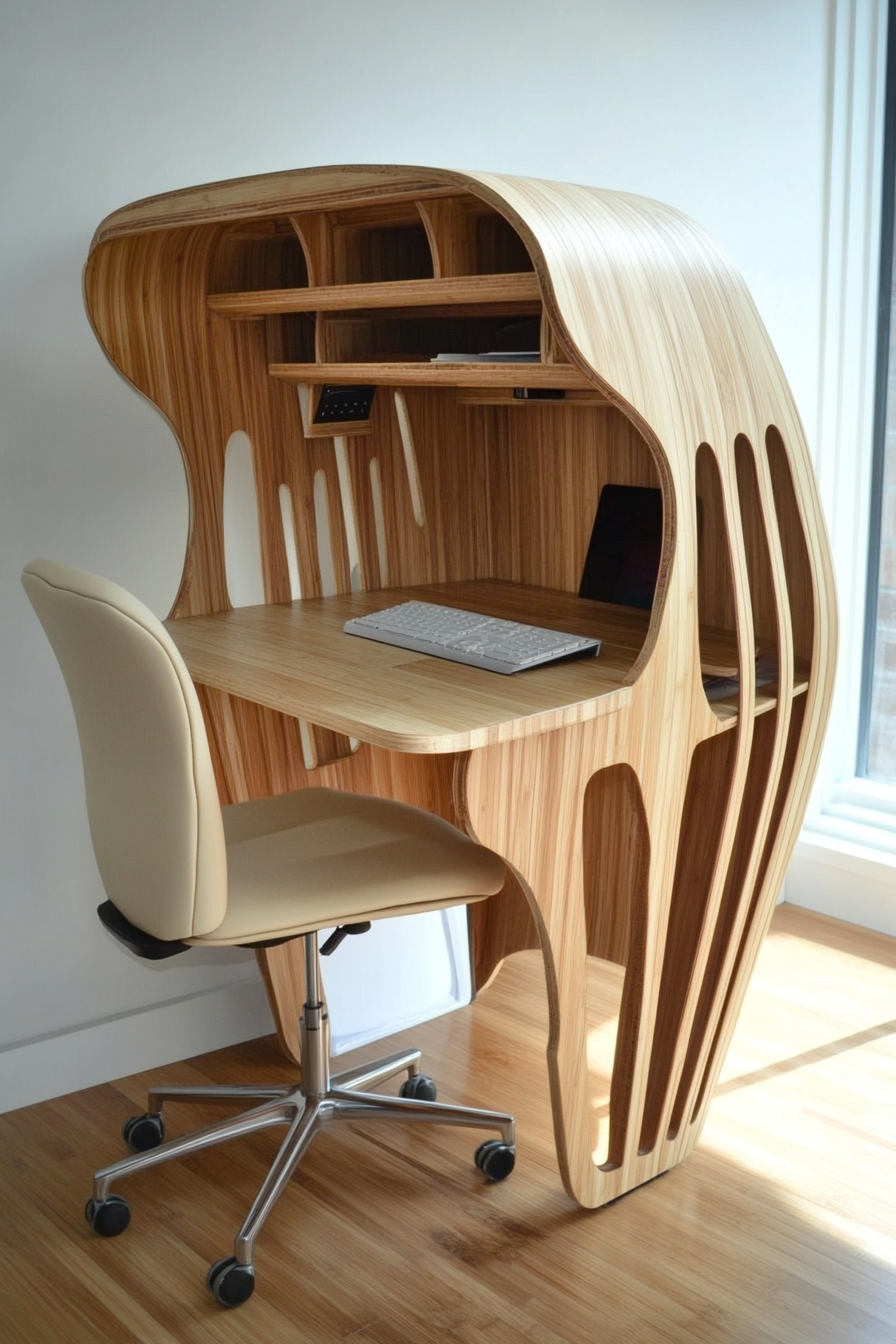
87, 934, 516, 1305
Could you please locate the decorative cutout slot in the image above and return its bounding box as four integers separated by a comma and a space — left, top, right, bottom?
313, 469, 337, 598
582, 764, 649, 1169
690, 693, 808, 1123
695, 443, 740, 708
668, 706, 779, 1138
223, 430, 265, 608
369, 457, 390, 588
730, 433, 783, 713
278, 484, 302, 601
638, 729, 738, 1155
394, 392, 426, 528
334, 438, 364, 591
765, 426, 815, 666
685, 429, 818, 1125
735, 435, 778, 651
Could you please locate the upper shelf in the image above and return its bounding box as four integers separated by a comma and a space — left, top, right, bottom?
269, 361, 592, 389
208, 272, 542, 318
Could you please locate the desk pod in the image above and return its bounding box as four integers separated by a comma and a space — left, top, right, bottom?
85, 165, 837, 1208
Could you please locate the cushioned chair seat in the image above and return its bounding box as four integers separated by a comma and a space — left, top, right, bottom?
196, 787, 505, 945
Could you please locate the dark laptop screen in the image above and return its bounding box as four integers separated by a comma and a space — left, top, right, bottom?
578, 485, 663, 611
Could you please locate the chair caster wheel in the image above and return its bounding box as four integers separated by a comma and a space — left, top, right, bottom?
207, 1255, 256, 1307
122, 1112, 165, 1152
474, 1139, 515, 1181
85, 1194, 131, 1237
399, 1072, 437, 1102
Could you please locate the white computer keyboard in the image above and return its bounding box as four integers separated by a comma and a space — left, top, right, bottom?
343, 601, 601, 675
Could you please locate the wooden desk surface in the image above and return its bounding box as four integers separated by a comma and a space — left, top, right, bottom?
165, 580, 642, 754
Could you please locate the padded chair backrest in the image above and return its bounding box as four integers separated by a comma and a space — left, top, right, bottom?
22, 560, 227, 940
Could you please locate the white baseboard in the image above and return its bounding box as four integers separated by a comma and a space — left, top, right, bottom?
0, 975, 274, 1116
786, 834, 896, 938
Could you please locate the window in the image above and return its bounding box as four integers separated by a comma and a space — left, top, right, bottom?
860, 0, 896, 782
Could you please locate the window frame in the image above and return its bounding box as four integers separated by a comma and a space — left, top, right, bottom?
857, 0, 896, 777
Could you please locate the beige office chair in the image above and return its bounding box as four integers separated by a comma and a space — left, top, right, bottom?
22, 559, 515, 1307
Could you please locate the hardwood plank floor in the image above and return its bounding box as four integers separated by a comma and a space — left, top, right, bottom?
1, 904, 895, 1343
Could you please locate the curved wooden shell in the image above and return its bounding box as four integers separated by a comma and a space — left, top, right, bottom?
85, 165, 837, 1207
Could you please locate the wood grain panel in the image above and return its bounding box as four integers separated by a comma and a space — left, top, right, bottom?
489, 404, 660, 596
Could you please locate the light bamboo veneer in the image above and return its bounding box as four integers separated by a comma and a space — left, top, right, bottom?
85, 164, 837, 1210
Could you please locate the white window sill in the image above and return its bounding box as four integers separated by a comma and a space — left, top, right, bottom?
789, 778, 896, 936
808, 776, 896, 858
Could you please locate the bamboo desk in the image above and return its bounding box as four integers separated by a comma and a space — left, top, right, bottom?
165, 581, 797, 749
86, 164, 837, 1211
165, 581, 635, 751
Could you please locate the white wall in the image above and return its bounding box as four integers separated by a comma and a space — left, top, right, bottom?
0, 0, 832, 1112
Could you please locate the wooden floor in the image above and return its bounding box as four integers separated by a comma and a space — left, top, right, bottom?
2, 904, 895, 1343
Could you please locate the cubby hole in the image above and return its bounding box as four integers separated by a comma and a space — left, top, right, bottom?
418, 197, 535, 278
344, 223, 433, 283
475, 212, 535, 274
332, 208, 434, 284
314, 311, 542, 364
269, 312, 316, 364
210, 219, 310, 294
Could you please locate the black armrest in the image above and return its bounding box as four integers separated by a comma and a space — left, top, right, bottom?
96, 901, 190, 960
